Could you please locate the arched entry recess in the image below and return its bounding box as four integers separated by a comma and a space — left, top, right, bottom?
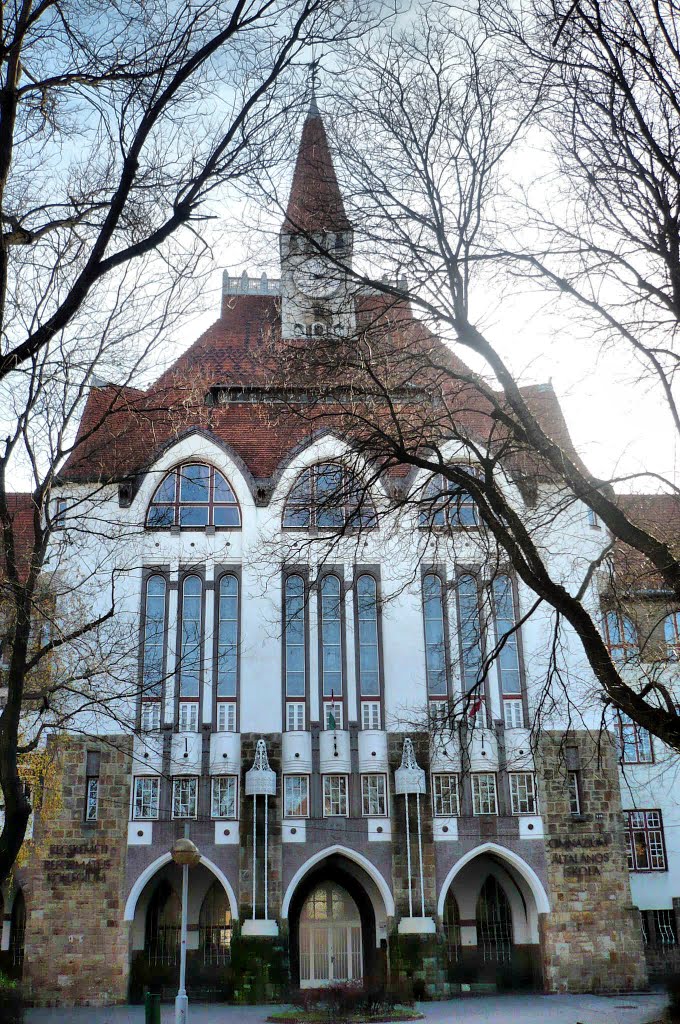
437, 843, 549, 990
282, 847, 392, 990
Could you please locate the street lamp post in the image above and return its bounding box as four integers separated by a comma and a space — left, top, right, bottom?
171, 834, 201, 1024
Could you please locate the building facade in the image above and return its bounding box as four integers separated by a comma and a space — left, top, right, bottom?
3, 101, 679, 1006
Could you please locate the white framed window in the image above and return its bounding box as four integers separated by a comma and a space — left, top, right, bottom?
286, 702, 305, 731
211, 776, 237, 819
323, 775, 349, 816
627, 810, 667, 871
133, 776, 160, 820
428, 700, 448, 728
172, 777, 198, 819
568, 771, 581, 815
179, 701, 199, 733
361, 701, 381, 730
284, 775, 310, 818
85, 778, 99, 821
217, 701, 236, 732
509, 772, 537, 815
587, 507, 600, 529
432, 774, 460, 817
141, 701, 161, 732
324, 702, 343, 730
503, 698, 524, 729
471, 773, 498, 815
361, 774, 387, 816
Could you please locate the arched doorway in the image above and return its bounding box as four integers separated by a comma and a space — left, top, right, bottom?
285, 851, 390, 990
438, 846, 547, 990
299, 881, 362, 987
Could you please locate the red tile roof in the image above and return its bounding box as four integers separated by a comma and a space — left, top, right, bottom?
2, 492, 37, 581
612, 493, 680, 591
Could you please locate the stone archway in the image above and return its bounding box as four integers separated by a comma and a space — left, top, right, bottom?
438, 846, 547, 990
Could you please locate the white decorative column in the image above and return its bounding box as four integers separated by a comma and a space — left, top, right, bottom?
395, 737, 435, 934
242, 739, 279, 937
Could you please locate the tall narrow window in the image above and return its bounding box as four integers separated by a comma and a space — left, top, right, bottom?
423, 574, 448, 697
85, 750, 100, 822
357, 576, 380, 711
216, 574, 238, 728
285, 575, 306, 706
179, 576, 202, 698
493, 575, 522, 725
664, 612, 680, 660
458, 575, 483, 694
321, 575, 343, 698
604, 611, 638, 663
142, 575, 166, 698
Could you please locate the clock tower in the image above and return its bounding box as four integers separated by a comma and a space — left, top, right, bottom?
280, 94, 355, 341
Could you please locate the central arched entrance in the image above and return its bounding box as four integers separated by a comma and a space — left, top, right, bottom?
284, 849, 391, 990
299, 881, 363, 987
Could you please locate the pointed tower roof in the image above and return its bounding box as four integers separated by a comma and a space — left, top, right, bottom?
282, 97, 352, 234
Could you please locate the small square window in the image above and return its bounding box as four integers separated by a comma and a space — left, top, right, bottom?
471, 773, 498, 815
433, 774, 460, 817
172, 777, 198, 819
361, 774, 387, 816
141, 702, 161, 732
286, 702, 305, 731
284, 775, 310, 818
133, 776, 160, 819
211, 776, 237, 819
217, 702, 236, 732
323, 702, 343, 730
323, 775, 348, 816
361, 701, 381, 730
509, 772, 537, 815
179, 701, 199, 733
503, 699, 524, 729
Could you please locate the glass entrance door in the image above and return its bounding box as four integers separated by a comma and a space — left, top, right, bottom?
299, 882, 363, 987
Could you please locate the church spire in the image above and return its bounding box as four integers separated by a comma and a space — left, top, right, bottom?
282, 94, 351, 235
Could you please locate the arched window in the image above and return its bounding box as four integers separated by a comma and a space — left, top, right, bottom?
145, 881, 181, 966
321, 575, 343, 698
476, 876, 512, 963
458, 575, 483, 694
357, 575, 380, 698
604, 611, 638, 663
493, 575, 522, 729
217, 575, 238, 698
146, 463, 240, 529
199, 881, 232, 965
418, 469, 480, 529
423, 574, 448, 697
664, 611, 680, 661
142, 575, 166, 700
283, 462, 376, 530
179, 576, 202, 698
285, 575, 306, 699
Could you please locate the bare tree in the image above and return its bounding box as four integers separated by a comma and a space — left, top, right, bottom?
0, 0, 369, 886
255, 4, 680, 755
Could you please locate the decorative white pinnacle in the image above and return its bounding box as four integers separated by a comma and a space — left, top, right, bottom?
394, 737, 426, 795
245, 738, 277, 796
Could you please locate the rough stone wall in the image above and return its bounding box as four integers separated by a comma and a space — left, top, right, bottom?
239, 734, 283, 920
536, 731, 647, 992
21, 734, 133, 1006
387, 732, 437, 919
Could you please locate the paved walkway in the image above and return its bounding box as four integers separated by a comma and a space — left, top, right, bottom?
25, 992, 668, 1024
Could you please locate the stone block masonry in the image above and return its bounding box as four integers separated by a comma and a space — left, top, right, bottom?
536, 731, 647, 992
21, 734, 133, 1007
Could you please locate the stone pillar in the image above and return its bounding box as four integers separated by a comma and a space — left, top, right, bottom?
21, 734, 133, 1006
536, 731, 647, 992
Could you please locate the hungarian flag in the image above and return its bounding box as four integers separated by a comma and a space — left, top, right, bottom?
468, 695, 484, 719
328, 690, 337, 731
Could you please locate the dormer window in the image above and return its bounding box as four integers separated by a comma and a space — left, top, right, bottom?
418, 469, 480, 529
146, 464, 241, 529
